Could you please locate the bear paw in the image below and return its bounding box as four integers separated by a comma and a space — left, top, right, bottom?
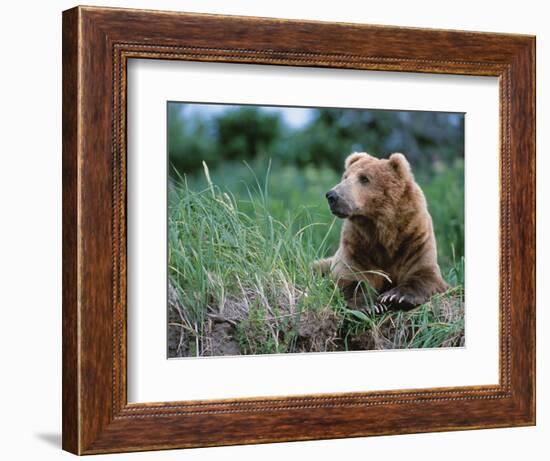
378, 288, 425, 310
312, 257, 332, 277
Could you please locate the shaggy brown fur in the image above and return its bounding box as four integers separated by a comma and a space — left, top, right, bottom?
315, 152, 448, 311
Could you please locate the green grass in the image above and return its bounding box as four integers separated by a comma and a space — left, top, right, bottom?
168, 163, 465, 357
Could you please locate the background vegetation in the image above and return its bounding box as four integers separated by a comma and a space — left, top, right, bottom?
167, 103, 465, 357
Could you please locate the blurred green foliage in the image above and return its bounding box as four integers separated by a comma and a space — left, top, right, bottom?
168, 103, 464, 274
169, 104, 463, 174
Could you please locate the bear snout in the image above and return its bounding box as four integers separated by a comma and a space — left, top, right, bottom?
326, 190, 339, 206
326, 189, 350, 218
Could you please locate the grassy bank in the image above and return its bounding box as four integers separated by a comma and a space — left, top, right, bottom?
167, 165, 465, 358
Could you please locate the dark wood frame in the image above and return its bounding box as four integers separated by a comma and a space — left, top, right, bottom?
62, 5, 536, 455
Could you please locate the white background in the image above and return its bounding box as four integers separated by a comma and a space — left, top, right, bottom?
128, 60, 499, 402
0, 1, 546, 460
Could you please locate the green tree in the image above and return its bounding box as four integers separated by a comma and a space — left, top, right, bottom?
216, 107, 281, 161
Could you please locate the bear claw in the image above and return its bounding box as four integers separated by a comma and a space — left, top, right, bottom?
370, 303, 389, 314
378, 288, 420, 310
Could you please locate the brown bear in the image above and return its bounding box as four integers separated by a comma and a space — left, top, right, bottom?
314, 151, 448, 312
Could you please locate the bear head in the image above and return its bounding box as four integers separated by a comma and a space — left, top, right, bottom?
325, 152, 413, 219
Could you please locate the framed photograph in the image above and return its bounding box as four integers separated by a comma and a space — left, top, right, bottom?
62, 5, 535, 455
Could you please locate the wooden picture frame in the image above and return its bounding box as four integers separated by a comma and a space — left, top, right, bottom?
62, 5, 535, 455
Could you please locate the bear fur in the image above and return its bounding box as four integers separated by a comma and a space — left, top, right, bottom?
315, 152, 448, 311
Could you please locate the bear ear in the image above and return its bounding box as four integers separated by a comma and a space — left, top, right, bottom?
389, 153, 411, 177
345, 152, 368, 169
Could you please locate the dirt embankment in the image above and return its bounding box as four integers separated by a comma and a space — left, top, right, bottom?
168, 281, 464, 358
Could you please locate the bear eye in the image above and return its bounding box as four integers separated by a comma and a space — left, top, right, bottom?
358, 175, 369, 185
